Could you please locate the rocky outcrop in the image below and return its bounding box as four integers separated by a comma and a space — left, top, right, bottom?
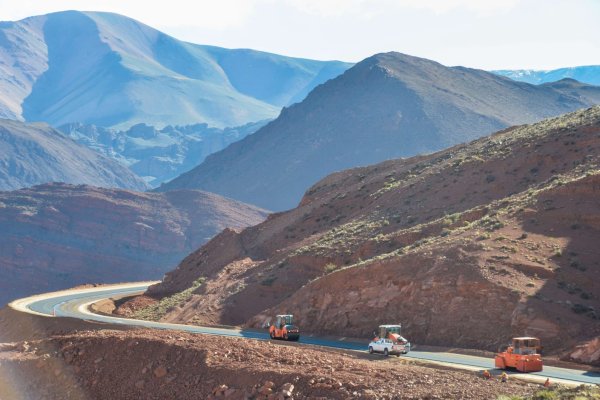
58, 120, 267, 188
139, 107, 600, 358
0, 183, 268, 305
0, 119, 148, 191
567, 337, 600, 366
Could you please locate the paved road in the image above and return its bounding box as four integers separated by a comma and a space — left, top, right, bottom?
10, 283, 600, 386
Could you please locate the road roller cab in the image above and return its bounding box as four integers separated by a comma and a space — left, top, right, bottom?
269, 314, 300, 341
495, 337, 543, 372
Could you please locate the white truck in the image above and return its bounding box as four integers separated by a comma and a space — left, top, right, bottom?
368, 338, 406, 356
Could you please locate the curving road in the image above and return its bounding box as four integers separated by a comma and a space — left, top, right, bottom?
9, 283, 600, 386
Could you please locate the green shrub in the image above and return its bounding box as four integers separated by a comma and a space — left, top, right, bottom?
554, 248, 563, 257
324, 262, 339, 274
531, 390, 557, 400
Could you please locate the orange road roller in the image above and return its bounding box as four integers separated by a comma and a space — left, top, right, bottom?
495, 337, 543, 372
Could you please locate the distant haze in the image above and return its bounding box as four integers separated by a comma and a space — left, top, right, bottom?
1, 0, 598, 70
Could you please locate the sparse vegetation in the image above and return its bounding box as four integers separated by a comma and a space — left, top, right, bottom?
477, 232, 491, 241
479, 216, 505, 231
553, 248, 563, 257
323, 262, 339, 274
133, 277, 205, 321
498, 385, 600, 400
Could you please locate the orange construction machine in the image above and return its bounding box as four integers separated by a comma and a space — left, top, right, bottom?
374, 324, 411, 353
269, 314, 300, 341
495, 337, 543, 372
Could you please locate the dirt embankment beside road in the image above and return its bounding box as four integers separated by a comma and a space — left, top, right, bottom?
0, 329, 539, 400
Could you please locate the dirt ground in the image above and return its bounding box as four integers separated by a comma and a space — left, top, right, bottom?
0, 329, 542, 400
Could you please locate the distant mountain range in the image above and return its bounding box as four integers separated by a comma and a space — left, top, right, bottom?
0, 119, 148, 191
0, 11, 351, 129
0, 183, 268, 306
59, 120, 267, 187
156, 52, 600, 210
494, 66, 600, 86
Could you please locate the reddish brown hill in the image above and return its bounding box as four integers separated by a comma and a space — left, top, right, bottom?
138, 106, 600, 358
0, 184, 268, 305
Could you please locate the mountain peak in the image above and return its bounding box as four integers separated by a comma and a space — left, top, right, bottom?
157, 52, 600, 211
0, 12, 351, 129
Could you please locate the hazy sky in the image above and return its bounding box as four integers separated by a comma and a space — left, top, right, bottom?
2, 0, 599, 69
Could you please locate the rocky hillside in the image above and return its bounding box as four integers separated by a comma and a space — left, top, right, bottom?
59, 120, 267, 188
156, 52, 600, 211
0, 329, 538, 400
0, 119, 148, 191
0, 184, 267, 306
137, 107, 600, 359
0, 11, 350, 129
494, 65, 600, 86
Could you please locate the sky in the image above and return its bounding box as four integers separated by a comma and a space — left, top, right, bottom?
1, 0, 599, 69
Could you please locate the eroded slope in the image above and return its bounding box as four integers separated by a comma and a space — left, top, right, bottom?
137, 107, 600, 357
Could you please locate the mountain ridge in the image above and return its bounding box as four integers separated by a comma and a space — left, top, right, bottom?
0, 118, 148, 191
156, 51, 600, 210
0, 10, 351, 129
494, 65, 600, 86
0, 183, 268, 306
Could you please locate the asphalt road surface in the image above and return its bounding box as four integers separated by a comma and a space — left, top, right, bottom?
9, 283, 600, 386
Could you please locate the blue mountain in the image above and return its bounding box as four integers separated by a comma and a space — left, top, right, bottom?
157, 52, 600, 211
0, 11, 351, 129
493, 66, 600, 86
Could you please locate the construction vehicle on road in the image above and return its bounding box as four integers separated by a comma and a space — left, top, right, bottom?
495, 337, 543, 372
373, 324, 411, 354
368, 338, 406, 356
269, 314, 300, 341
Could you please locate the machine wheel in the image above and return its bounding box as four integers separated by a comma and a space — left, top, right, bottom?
384, 348, 389, 357
494, 355, 506, 369
369, 346, 374, 354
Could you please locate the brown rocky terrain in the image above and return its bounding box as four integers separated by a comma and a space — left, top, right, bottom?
130, 106, 600, 362
0, 184, 267, 305
0, 328, 538, 400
